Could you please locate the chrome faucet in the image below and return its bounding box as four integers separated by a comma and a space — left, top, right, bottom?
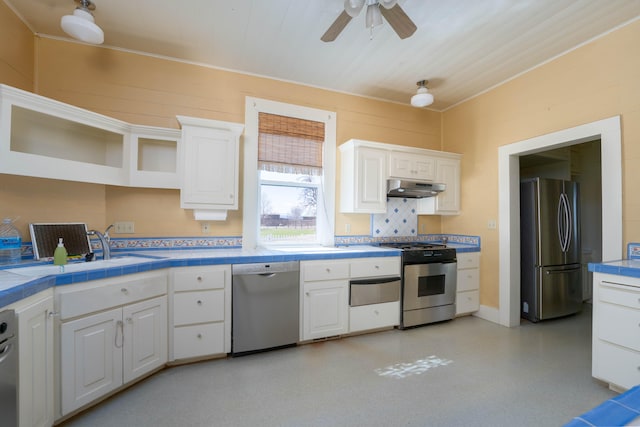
87, 224, 114, 260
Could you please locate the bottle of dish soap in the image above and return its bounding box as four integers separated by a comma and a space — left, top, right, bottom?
53, 237, 68, 267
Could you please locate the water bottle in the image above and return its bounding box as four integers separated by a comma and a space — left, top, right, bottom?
0, 218, 22, 265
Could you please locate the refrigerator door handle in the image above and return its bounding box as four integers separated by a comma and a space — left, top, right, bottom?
557, 192, 571, 253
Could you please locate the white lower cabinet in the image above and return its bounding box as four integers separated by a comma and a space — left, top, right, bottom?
169, 265, 231, 361
455, 252, 480, 316
57, 271, 168, 417
8, 290, 55, 427
592, 273, 640, 391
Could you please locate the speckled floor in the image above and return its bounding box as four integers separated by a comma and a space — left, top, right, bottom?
60, 303, 615, 427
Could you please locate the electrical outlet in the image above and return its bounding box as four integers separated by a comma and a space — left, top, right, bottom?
114, 221, 135, 234
202, 223, 211, 234
420, 224, 426, 233
345, 223, 351, 233
488, 219, 497, 229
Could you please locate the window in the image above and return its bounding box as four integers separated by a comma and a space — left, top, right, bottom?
243, 98, 336, 248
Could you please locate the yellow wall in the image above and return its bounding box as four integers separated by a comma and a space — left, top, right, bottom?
442, 20, 640, 308
0, 1, 33, 91
0, 5, 442, 239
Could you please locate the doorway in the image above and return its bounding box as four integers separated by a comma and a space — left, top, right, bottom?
497, 116, 622, 327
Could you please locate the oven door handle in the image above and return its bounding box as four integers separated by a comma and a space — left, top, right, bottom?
350, 276, 401, 286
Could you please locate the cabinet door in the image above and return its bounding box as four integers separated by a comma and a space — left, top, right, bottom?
302, 280, 349, 340
123, 296, 167, 384
389, 152, 436, 181
355, 147, 387, 213
180, 125, 238, 209
417, 157, 461, 215
60, 308, 123, 415
16, 295, 54, 427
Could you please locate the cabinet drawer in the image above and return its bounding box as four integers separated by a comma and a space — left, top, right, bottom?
456, 290, 479, 315
598, 302, 640, 351
594, 341, 640, 391
350, 257, 400, 278
173, 323, 225, 359
172, 266, 228, 292
457, 268, 479, 292
173, 290, 225, 326
349, 301, 399, 333
457, 253, 479, 269
302, 261, 349, 282
600, 282, 640, 310
58, 272, 167, 320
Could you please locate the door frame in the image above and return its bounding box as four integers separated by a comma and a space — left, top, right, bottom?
497, 116, 622, 327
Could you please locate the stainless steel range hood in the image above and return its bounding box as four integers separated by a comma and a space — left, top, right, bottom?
387, 179, 446, 198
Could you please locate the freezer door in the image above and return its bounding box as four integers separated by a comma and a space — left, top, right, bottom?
538, 264, 582, 320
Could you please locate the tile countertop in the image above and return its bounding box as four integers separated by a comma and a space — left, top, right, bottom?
588, 259, 640, 278
0, 243, 481, 309
0, 245, 399, 308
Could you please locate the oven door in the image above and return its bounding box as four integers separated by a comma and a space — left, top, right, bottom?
403, 261, 457, 310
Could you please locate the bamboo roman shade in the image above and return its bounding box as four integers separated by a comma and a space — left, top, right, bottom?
258, 112, 324, 175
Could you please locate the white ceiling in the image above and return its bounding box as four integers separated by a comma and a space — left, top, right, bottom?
5, 0, 640, 111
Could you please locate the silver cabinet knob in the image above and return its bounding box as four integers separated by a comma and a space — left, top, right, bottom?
197, 333, 203, 339
121, 288, 128, 293
197, 276, 203, 282
197, 300, 203, 306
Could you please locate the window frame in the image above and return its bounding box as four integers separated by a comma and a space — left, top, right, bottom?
243, 97, 336, 249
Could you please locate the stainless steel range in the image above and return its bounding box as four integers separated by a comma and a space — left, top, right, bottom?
380, 243, 457, 328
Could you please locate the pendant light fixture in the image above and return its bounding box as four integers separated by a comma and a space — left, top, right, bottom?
411, 80, 434, 108
60, 0, 104, 45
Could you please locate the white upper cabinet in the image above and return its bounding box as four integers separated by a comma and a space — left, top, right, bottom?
339, 140, 387, 213
0, 84, 180, 189
129, 125, 181, 189
388, 151, 436, 181
0, 84, 129, 185
177, 116, 244, 217
339, 139, 462, 215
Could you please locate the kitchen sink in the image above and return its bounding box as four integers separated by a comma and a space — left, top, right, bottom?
5, 256, 158, 277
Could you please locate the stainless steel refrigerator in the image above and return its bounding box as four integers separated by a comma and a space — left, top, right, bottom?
520, 178, 582, 322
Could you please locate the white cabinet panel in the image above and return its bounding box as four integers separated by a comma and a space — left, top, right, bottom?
350, 257, 400, 278
61, 308, 123, 415
340, 141, 387, 213
302, 259, 350, 282
389, 151, 436, 181
173, 290, 225, 326
13, 292, 54, 427
417, 156, 461, 215
123, 296, 167, 383
177, 116, 244, 213
173, 323, 225, 360
301, 279, 349, 340
349, 301, 399, 333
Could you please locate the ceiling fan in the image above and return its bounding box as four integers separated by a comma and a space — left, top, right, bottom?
322, 0, 417, 42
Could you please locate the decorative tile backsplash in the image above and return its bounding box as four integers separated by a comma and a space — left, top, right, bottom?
372, 198, 418, 237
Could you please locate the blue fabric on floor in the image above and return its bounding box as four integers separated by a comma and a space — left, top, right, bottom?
565, 385, 640, 427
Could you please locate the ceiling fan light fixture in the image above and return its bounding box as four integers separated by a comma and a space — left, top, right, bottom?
411, 80, 434, 108
344, 0, 365, 18
60, 0, 104, 45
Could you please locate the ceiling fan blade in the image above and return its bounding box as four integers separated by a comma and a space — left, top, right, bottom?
379, 4, 417, 39
321, 10, 352, 42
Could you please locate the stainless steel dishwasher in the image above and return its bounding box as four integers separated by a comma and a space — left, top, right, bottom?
232, 261, 299, 356
0, 309, 17, 427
